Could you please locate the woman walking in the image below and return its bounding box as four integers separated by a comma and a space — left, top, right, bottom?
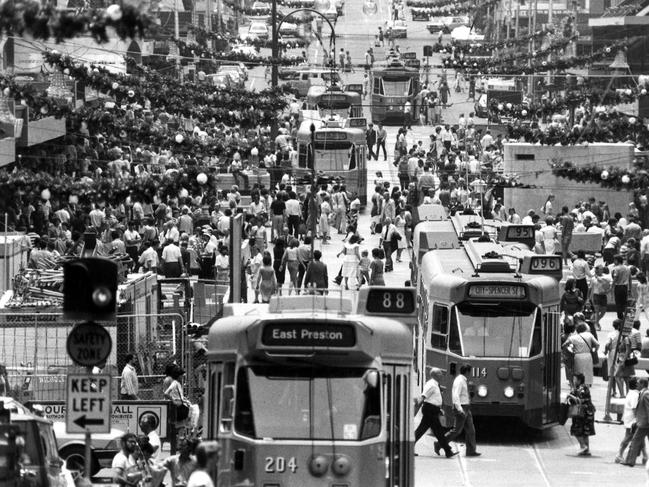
256, 252, 278, 303
567, 373, 596, 456
565, 322, 599, 387
281, 238, 301, 295
319, 195, 332, 243
273, 236, 287, 292
561, 318, 577, 388
337, 234, 361, 290
560, 278, 584, 317
369, 248, 385, 286
616, 377, 647, 463
395, 211, 408, 262
248, 242, 263, 303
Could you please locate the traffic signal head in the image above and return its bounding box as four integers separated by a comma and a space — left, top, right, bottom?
64, 258, 118, 321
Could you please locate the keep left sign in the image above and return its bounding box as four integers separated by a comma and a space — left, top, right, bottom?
66, 374, 112, 434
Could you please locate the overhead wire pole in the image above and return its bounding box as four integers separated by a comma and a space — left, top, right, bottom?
271, 0, 279, 89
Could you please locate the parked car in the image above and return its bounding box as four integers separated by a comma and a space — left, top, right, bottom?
426, 15, 469, 34
246, 21, 270, 41
279, 22, 299, 37
220, 61, 249, 81
218, 68, 245, 89
250, 1, 271, 13
387, 20, 408, 38
207, 73, 234, 89
53, 421, 124, 479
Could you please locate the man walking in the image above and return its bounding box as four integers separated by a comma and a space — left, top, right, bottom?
560, 206, 574, 265
366, 123, 377, 161
376, 124, 388, 161
623, 377, 649, 466
445, 364, 481, 457
304, 250, 328, 294
415, 368, 457, 458
120, 353, 139, 400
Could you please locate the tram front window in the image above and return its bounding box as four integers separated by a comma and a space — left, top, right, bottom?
383, 79, 411, 97
451, 302, 538, 358
235, 366, 381, 440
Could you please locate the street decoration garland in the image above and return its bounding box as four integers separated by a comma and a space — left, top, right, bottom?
42, 51, 288, 127
447, 42, 627, 75
431, 28, 559, 57
549, 158, 649, 191
407, 0, 499, 17
0, 0, 152, 43
172, 38, 307, 66
442, 35, 577, 69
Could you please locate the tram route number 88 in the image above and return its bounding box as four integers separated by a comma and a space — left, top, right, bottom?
265, 456, 298, 473
365, 288, 416, 314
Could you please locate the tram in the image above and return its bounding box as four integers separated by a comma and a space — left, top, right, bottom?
203, 291, 415, 487
295, 114, 368, 205
416, 225, 563, 429
304, 85, 363, 119
370, 56, 420, 125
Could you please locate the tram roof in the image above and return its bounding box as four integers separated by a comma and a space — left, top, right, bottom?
206, 308, 414, 363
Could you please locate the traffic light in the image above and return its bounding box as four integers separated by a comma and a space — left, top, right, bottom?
423, 45, 433, 57
64, 258, 118, 321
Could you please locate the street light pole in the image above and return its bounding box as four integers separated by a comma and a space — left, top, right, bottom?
271, 0, 279, 88
310, 123, 317, 256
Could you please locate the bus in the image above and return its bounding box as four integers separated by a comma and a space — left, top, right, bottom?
304, 85, 363, 120
203, 292, 415, 487
295, 116, 368, 205
416, 236, 563, 429
370, 56, 420, 125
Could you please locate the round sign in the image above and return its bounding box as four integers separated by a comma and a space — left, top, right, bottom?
66, 322, 113, 367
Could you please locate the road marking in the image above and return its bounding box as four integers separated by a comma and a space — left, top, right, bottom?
526, 446, 552, 487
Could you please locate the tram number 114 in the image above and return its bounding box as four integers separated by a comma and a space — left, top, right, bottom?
471, 367, 487, 378
265, 456, 298, 473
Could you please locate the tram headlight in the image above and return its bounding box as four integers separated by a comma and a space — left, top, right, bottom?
503, 386, 515, 398
477, 385, 488, 398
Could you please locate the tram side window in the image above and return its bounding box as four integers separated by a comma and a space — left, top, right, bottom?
448, 309, 462, 356
349, 144, 356, 170
234, 367, 256, 437
430, 304, 448, 349
220, 362, 235, 432
530, 309, 542, 356
373, 78, 384, 95
298, 144, 309, 168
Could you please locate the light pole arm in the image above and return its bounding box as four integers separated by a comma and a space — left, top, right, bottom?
271, 6, 337, 89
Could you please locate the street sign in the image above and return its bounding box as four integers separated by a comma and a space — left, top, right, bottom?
66, 322, 112, 367
66, 374, 111, 434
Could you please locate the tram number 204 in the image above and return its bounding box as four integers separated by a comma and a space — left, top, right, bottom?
265, 456, 298, 473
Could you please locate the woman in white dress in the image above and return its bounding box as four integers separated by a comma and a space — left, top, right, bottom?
394, 211, 408, 262
541, 216, 558, 255
337, 234, 361, 290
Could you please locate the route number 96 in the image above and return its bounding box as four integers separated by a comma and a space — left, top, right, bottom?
265, 456, 298, 473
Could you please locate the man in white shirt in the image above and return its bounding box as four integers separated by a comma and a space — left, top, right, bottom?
415, 368, 456, 457
187, 442, 221, 487
445, 364, 481, 457
140, 415, 161, 460
120, 354, 139, 400
112, 433, 139, 485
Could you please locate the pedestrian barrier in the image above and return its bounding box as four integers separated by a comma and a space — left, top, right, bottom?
0, 311, 185, 403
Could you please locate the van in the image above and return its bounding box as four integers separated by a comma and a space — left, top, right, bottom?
283, 69, 342, 97
0, 399, 70, 487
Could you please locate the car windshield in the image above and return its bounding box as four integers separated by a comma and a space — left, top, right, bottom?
234, 366, 381, 440
449, 302, 541, 358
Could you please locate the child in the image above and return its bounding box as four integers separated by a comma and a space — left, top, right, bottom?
636, 273, 649, 323
358, 250, 371, 288
319, 195, 332, 243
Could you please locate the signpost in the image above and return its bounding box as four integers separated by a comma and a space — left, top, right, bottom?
66, 322, 112, 367
66, 374, 111, 434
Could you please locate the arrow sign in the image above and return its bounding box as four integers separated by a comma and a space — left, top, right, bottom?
66, 374, 111, 434
73, 416, 106, 428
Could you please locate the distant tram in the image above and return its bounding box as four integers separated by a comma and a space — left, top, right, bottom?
304, 85, 363, 119
204, 291, 416, 486
370, 56, 420, 124
295, 114, 368, 205
415, 219, 563, 429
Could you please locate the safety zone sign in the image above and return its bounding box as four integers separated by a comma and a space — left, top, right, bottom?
66, 374, 111, 434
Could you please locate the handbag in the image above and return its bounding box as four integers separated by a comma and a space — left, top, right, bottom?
393, 231, 402, 241
175, 402, 190, 421
625, 353, 639, 367
567, 402, 584, 418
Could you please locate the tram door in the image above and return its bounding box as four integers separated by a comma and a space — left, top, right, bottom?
384, 366, 413, 487
542, 308, 561, 424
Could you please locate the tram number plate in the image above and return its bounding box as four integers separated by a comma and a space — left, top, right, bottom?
530, 256, 560, 271
471, 367, 487, 378
265, 456, 298, 473
366, 289, 415, 314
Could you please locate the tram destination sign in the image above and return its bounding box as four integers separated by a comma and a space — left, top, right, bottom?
261, 322, 356, 348
468, 284, 526, 299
